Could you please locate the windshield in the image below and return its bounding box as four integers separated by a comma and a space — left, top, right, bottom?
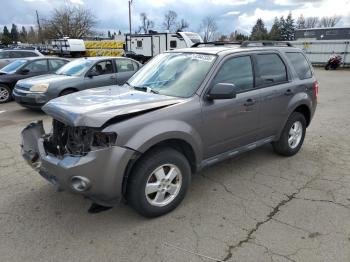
56, 59, 94, 76
127, 52, 216, 98
0, 59, 27, 74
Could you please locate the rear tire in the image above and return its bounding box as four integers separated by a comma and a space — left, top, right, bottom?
0, 84, 12, 103
273, 112, 306, 156
126, 147, 191, 218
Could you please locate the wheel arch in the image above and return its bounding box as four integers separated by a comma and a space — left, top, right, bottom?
59, 87, 79, 96
121, 137, 198, 197
293, 104, 311, 127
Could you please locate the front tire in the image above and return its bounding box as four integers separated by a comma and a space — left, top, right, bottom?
0, 84, 12, 103
273, 112, 306, 156
126, 147, 191, 217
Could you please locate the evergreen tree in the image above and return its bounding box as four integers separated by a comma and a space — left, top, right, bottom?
3, 26, 10, 38
108, 30, 111, 38
285, 12, 295, 40
20, 26, 28, 42
236, 33, 249, 41
269, 17, 281, 40
296, 14, 306, 29
10, 23, 19, 42
2, 26, 11, 45
279, 16, 287, 40
250, 18, 268, 40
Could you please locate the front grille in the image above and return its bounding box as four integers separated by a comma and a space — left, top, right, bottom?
15, 84, 30, 91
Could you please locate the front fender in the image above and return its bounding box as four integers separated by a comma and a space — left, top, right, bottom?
124, 120, 203, 166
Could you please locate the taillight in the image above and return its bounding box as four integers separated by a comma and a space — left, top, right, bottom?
313, 81, 319, 99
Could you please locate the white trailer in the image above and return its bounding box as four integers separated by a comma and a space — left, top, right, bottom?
125, 32, 203, 62
51, 38, 86, 57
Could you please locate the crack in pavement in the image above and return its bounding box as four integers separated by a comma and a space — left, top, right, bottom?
294, 197, 350, 211
222, 190, 300, 261
221, 171, 323, 262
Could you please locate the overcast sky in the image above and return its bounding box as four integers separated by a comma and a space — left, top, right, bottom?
0, 0, 349, 35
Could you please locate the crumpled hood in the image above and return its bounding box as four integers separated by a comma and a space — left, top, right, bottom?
42, 86, 185, 127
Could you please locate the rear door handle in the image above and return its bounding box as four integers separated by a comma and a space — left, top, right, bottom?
284, 89, 293, 96
244, 98, 256, 106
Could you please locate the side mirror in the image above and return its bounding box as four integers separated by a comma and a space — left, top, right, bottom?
19, 68, 30, 75
87, 69, 99, 78
206, 83, 236, 100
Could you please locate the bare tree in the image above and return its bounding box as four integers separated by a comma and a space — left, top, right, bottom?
163, 10, 178, 32
138, 13, 154, 34
296, 14, 306, 29
304, 17, 319, 29
319, 15, 341, 27
42, 6, 96, 38
200, 16, 218, 42
176, 19, 189, 32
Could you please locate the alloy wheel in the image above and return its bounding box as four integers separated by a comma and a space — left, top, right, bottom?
0, 86, 10, 102
145, 164, 182, 207
288, 121, 303, 149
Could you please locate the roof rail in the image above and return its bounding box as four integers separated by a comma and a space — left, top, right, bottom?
192, 41, 242, 47
241, 41, 293, 47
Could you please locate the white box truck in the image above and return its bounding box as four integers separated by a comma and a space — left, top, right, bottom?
124, 32, 203, 63
51, 37, 86, 57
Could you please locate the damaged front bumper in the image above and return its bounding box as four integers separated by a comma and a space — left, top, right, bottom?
21, 121, 135, 206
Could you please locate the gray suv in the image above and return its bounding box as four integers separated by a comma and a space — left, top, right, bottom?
21, 41, 318, 217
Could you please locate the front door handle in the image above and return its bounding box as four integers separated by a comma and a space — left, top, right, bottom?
284, 89, 293, 96
110, 75, 117, 79
244, 98, 255, 106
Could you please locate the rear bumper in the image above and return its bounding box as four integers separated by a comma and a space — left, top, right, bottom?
13, 89, 48, 108
21, 121, 135, 206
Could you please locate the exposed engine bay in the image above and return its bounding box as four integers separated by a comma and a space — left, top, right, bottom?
43, 119, 117, 157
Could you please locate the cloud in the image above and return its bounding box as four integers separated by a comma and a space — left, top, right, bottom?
236, 0, 350, 32
1, 0, 350, 36
223, 11, 241, 16
70, 0, 84, 4
210, 0, 255, 5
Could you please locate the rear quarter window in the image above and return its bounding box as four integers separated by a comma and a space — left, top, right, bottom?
285, 52, 312, 80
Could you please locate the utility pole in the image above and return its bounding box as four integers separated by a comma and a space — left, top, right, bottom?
36, 10, 42, 43
128, 0, 133, 51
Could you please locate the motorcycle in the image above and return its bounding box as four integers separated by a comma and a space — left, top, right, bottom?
325, 54, 342, 70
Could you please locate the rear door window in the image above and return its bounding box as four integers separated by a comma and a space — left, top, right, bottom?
255, 53, 287, 86
212, 56, 254, 93
0, 51, 10, 59
9, 51, 23, 58
49, 59, 67, 71
285, 52, 312, 80
116, 59, 135, 72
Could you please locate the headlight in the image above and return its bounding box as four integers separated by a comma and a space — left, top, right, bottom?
30, 83, 49, 93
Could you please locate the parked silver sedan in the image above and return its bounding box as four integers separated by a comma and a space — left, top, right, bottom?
13, 57, 142, 108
